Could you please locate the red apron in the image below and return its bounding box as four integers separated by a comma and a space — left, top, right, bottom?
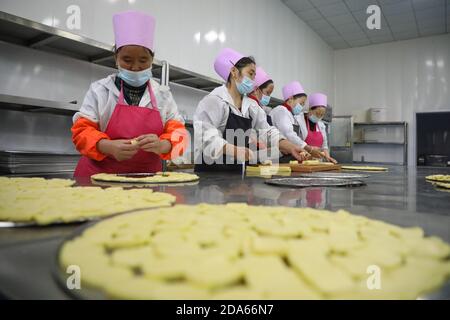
74, 81, 164, 177
304, 116, 324, 148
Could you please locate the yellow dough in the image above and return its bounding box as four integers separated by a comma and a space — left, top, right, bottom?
302, 160, 320, 165
0, 177, 74, 190
246, 165, 291, 176
130, 139, 139, 146
59, 204, 450, 300
342, 165, 388, 172
435, 182, 450, 189
0, 178, 176, 225
289, 160, 299, 165
91, 172, 199, 184
426, 175, 450, 183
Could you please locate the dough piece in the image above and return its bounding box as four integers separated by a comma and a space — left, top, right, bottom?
289, 160, 299, 165
261, 160, 273, 166
426, 175, 450, 183
91, 172, 199, 184
435, 182, 450, 190
130, 139, 139, 146
246, 165, 291, 176
341, 165, 388, 171
59, 204, 450, 300
302, 160, 321, 165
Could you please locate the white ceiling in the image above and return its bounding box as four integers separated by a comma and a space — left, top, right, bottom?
282, 0, 450, 49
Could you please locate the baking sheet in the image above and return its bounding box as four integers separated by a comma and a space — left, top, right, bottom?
265, 177, 366, 188
298, 172, 370, 179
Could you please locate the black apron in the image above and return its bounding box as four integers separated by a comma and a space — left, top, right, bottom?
195, 107, 253, 173
266, 115, 273, 126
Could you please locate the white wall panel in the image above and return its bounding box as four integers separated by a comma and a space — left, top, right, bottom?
334, 33, 450, 166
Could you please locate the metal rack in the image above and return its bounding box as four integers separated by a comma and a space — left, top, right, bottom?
0, 10, 283, 107
353, 121, 408, 165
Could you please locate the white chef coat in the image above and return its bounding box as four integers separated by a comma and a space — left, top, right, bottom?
270, 105, 306, 148
73, 74, 184, 130
270, 105, 328, 150
193, 85, 285, 160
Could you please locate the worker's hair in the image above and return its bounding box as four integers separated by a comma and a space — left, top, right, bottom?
114, 45, 154, 58
227, 56, 256, 83
293, 93, 307, 99
285, 93, 307, 102
259, 79, 274, 91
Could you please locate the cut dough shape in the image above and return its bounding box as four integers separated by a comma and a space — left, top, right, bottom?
59, 204, 450, 300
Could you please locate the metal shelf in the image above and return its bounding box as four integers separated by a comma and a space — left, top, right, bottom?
0, 93, 79, 115
0, 10, 284, 108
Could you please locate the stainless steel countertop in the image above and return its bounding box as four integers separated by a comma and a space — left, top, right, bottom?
0, 165, 449, 299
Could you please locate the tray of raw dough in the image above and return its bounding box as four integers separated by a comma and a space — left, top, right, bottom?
91, 172, 199, 184
0, 177, 176, 227
298, 172, 370, 179
55, 204, 450, 300
265, 177, 365, 188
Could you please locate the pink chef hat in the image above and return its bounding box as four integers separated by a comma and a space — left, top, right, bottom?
113, 11, 156, 51
214, 48, 245, 81
309, 93, 328, 108
254, 67, 272, 90
282, 81, 305, 101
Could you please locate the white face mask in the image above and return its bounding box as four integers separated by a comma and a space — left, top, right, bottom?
118, 66, 153, 87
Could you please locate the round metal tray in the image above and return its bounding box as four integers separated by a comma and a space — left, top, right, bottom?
265, 177, 366, 188
298, 172, 370, 179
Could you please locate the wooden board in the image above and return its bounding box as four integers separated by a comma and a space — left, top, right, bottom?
280, 163, 342, 173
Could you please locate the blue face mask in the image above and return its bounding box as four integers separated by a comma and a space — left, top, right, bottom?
236, 76, 255, 96
292, 104, 304, 115
309, 114, 322, 123
260, 95, 271, 106
118, 66, 152, 87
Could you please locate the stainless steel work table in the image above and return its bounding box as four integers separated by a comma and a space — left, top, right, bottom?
0, 165, 449, 299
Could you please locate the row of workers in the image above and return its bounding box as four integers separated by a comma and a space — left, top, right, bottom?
71, 11, 335, 177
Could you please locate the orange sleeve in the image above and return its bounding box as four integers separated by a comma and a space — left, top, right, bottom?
159, 120, 189, 160
71, 117, 110, 161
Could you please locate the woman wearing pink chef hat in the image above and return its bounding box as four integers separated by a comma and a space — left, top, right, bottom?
193, 48, 309, 172
297, 93, 337, 164
71, 11, 188, 177
248, 67, 274, 125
